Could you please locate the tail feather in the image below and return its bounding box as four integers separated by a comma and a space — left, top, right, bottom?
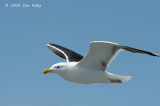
108, 73, 132, 83
119, 76, 132, 82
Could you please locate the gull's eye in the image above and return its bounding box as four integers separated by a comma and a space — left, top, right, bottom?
56, 66, 60, 68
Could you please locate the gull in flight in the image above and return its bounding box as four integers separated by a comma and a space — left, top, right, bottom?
43, 41, 159, 84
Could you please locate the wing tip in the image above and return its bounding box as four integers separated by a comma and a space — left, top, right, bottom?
154, 54, 160, 57
46, 44, 50, 46
46, 44, 57, 50
46, 44, 52, 48
144, 51, 160, 57
46, 43, 55, 47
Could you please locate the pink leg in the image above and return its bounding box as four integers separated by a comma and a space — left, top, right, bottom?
110, 79, 122, 83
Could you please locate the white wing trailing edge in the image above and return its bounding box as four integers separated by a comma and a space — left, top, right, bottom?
47, 44, 83, 62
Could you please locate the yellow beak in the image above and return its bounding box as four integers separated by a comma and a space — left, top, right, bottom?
43, 68, 53, 74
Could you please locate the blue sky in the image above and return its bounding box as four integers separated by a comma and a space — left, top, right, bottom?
0, 0, 159, 106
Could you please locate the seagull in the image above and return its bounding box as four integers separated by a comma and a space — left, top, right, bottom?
43, 41, 159, 84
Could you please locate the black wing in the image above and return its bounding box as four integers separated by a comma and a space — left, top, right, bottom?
47, 44, 84, 62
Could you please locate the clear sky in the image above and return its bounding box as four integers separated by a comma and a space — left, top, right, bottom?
0, 0, 159, 106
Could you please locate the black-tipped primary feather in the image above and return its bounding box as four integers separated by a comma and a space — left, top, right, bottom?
121, 45, 160, 57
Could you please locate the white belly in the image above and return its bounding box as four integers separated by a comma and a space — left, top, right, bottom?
59, 69, 111, 84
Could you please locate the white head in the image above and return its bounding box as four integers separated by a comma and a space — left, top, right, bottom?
43, 62, 76, 74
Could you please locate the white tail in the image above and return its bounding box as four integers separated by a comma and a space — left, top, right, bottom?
108, 73, 132, 83
119, 75, 132, 82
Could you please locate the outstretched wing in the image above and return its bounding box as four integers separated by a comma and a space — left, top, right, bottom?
77, 41, 159, 71
47, 44, 83, 62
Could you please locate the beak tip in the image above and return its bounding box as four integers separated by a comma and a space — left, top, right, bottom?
43, 72, 47, 74
43, 68, 53, 74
